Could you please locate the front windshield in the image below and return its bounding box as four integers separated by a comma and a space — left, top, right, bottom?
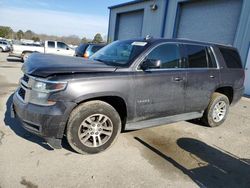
90, 40, 148, 67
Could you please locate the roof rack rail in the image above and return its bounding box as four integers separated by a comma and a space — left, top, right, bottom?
176, 38, 233, 47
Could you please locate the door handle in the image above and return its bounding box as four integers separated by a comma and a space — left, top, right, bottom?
57, 50, 60, 51
210, 75, 215, 78
173, 77, 183, 82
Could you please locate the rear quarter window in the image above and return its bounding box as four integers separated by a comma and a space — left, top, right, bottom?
219, 47, 242, 69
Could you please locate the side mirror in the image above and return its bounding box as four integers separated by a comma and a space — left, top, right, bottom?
66, 47, 69, 50
141, 59, 161, 70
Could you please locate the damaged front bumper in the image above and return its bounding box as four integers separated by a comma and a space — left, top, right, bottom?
12, 92, 77, 149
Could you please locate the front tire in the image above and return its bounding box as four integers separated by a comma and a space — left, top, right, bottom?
66, 100, 121, 154
202, 92, 230, 127
0, 47, 3, 52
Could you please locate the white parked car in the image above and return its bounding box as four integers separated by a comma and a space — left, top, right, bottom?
10, 40, 75, 61
0, 40, 12, 52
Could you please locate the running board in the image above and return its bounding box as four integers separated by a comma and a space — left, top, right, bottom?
125, 112, 203, 130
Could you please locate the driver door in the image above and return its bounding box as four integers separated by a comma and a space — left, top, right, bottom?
56, 42, 72, 56
133, 43, 186, 121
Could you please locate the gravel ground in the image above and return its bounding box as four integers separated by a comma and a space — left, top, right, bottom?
0, 52, 250, 188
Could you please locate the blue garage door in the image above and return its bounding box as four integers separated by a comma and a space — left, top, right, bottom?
115, 10, 144, 40
176, 0, 242, 45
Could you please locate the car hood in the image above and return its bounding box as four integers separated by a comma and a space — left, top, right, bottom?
22, 53, 117, 77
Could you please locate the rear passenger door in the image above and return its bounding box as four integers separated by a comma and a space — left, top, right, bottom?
45, 41, 57, 54
184, 44, 219, 112
134, 43, 186, 120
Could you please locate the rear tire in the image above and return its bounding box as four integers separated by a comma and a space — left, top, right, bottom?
202, 92, 229, 127
66, 100, 121, 154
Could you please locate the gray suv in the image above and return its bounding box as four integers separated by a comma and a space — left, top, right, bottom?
12, 38, 244, 154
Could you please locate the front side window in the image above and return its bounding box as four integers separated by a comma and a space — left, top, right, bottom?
186, 45, 208, 68
48, 41, 55, 48
57, 42, 68, 49
146, 43, 181, 69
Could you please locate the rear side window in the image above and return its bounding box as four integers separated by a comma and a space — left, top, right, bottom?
219, 47, 242, 68
91, 45, 104, 53
186, 45, 207, 68
48, 41, 55, 48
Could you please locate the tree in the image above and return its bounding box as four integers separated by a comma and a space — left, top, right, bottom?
31, 36, 40, 42
24, 30, 34, 39
92, 33, 103, 43
81, 37, 88, 44
16, 30, 24, 40
0, 26, 13, 38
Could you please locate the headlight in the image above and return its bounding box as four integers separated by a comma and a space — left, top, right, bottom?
29, 79, 67, 106
32, 79, 67, 93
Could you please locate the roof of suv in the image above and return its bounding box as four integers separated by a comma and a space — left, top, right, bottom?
129, 38, 235, 50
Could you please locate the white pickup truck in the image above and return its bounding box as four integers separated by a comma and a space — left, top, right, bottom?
10, 40, 75, 61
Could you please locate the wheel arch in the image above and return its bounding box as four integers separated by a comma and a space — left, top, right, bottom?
214, 86, 234, 104
72, 94, 128, 131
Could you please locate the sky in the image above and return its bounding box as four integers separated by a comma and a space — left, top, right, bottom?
0, 0, 129, 39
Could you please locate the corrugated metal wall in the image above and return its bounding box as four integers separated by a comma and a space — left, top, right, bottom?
176, 0, 242, 45
115, 10, 144, 40
108, 0, 166, 42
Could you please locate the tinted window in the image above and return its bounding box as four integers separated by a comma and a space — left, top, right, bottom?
91, 45, 104, 53
146, 43, 181, 69
86, 45, 104, 57
219, 47, 242, 68
57, 42, 68, 49
186, 45, 207, 68
48, 41, 55, 48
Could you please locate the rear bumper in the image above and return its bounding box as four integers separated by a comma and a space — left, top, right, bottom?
231, 87, 244, 105
12, 92, 77, 140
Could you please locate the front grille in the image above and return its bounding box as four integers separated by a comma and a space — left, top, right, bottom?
23, 74, 29, 83
18, 87, 26, 100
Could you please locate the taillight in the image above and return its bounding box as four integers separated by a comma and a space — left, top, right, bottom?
83, 52, 89, 58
